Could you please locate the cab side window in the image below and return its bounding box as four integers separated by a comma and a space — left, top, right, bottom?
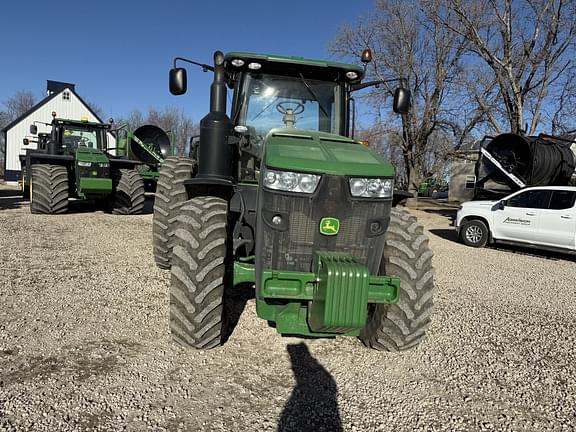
548, 190, 576, 210
507, 190, 551, 209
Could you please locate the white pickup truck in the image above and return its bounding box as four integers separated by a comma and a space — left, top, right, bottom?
456, 186, 576, 252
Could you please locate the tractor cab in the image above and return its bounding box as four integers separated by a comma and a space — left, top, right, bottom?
225, 52, 364, 140
171, 51, 409, 185
26, 115, 111, 155
48, 118, 110, 154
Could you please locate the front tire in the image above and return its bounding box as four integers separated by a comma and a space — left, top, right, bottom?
169, 196, 229, 350
359, 208, 434, 351
460, 219, 489, 248
30, 164, 69, 214
111, 169, 145, 215
153, 157, 196, 269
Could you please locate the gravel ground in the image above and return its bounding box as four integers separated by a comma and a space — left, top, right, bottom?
1, 183, 575, 431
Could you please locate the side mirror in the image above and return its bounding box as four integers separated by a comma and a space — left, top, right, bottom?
30, 124, 37, 135
169, 68, 187, 95
23, 138, 29, 146
393, 88, 411, 114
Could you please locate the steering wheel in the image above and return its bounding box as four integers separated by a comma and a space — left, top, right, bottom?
276, 102, 305, 128
276, 101, 305, 115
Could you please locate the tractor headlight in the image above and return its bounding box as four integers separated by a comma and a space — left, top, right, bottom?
77, 161, 92, 167
263, 168, 321, 194
349, 178, 393, 198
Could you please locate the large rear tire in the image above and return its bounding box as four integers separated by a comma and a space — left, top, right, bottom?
152, 157, 196, 269
30, 164, 69, 214
111, 169, 145, 215
170, 196, 229, 350
359, 208, 434, 351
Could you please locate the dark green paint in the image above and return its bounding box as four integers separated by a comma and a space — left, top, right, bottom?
79, 177, 112, 194
308, 254, 370, 333
140, 170, 160, 180
234, 261, 256, 285
233, 253, 400, 337
264, 129, 395, 177
75, 148, 109, 164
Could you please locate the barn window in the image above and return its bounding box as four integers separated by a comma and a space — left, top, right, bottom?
465, 175, 476, 189
62, 91, 71, 101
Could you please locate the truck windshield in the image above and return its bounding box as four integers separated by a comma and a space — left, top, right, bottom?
62, 126, 105, 150
237, 73, 342, 138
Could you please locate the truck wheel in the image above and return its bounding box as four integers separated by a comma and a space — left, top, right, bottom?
30, 164, 69, 214
153, 157, 196, 269
111, 169, 145, 215
170, 196, 229, 350
359, 208, 434, 351
460, 219, 489, 248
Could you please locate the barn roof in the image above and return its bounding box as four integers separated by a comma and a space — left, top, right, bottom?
1, 84, 103, 133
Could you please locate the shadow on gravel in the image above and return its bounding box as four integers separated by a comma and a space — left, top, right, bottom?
68, 196, 155, 215
222, 283, 255, 344
278, 343, 342, 432
0, 188, 26, 211
430, 228, 575, 262
491, 243, 576, 262
429, 228, 459, 242
421, 208, 457, 224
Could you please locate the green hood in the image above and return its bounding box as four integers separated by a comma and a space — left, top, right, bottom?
264, 129, 395, 177
75, 147, 109, 164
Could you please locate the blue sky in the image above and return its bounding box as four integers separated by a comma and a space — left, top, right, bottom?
0, 1, 374, 123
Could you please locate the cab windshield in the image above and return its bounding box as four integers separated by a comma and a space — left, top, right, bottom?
62, 125, 105, 150
237, 73, 343, 138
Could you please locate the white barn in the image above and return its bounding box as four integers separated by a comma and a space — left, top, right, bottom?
2, 81, 116, 181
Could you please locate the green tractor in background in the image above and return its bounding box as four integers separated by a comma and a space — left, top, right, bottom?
21, 115, 146, 214
153, 50, 434, 351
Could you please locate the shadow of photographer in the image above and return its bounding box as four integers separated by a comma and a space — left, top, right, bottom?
278, 343, 342, 432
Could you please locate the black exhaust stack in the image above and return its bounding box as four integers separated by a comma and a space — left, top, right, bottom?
196, 51, 234, 182
48, 121, 59, 155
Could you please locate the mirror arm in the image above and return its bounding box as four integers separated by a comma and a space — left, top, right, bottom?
350, 77, 405, 92
349, 97, 356, 139
174, 57, 214, 72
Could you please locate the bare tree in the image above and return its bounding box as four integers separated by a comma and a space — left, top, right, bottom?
355, 123, 407, 185
3, 90, 36, 120
82, 97, 106, 121
115, 107, 197, 157
1, 90, 37, 171
331, 0, 474, 193
435, 0, 576, 135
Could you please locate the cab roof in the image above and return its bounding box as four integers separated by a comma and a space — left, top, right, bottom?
54, 118, 110, 129
224, 52, 365, 83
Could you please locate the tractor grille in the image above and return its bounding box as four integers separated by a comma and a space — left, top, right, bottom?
256, 175, 392, 274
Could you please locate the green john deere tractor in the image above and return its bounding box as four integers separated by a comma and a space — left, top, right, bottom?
153, 50, 434, 351
20, 115, 145, 214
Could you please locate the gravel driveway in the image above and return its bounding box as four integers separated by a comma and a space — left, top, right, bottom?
1, 184, 575, 431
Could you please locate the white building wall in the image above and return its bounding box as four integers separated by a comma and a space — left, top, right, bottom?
4, 88, 115, 179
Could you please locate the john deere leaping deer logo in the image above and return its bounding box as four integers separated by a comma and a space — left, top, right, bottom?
320, 217, 340, 236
